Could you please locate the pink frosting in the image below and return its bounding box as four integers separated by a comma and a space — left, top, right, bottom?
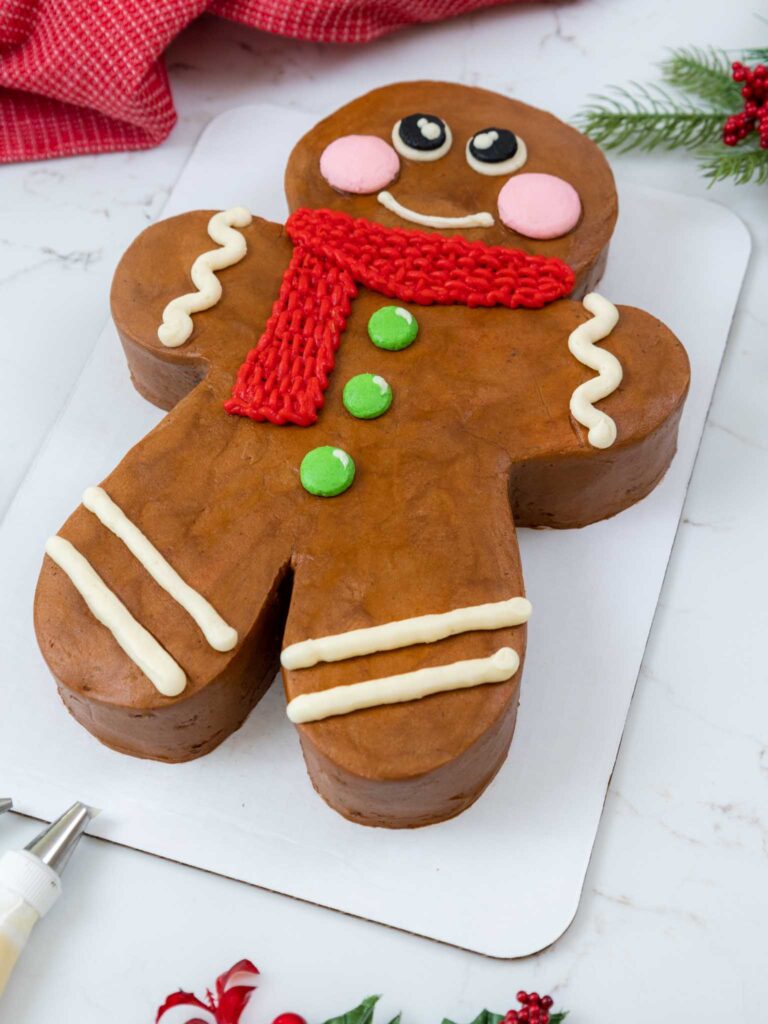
497, 173, 582, 240
320, 135, 400, 194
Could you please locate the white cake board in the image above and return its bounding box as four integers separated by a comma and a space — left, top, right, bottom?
0, 104, 750, 958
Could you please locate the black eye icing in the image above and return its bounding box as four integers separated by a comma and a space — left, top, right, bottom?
465, 127, 527, 176
399, 113, 446, 150
469, 127, 518, 163
392, 114, 453, 161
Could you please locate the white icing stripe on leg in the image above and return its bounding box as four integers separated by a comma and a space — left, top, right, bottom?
280, 597, 531, 671
286, 647, 520, 724
45, 536, 186, 697
82, 487, 238, 653
568, 292, 622, 449
157, 206, 252, 348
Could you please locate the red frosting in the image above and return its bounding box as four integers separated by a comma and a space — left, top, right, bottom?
225, 207, 575, 426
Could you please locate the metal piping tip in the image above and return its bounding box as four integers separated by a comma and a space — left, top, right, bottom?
0, 798, 12, 816
25, 802, 92, 876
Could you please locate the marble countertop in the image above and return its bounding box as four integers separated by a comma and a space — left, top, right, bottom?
1, 1, 766, 1020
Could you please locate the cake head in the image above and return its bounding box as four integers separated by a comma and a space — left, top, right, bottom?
285, 80, 618, 282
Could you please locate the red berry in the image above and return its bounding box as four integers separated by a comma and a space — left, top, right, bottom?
517, 992, 529, 1005
504, 1013, 519, 1024
518, 1012, 529, 1024
272, 1015, 307, 1024
528, 993, 540, 1006
541, 997, 554, 1010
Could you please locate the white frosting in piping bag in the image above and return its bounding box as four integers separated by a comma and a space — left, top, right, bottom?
286, 647, 520, 724
44, 536, 186, 697
568, 292, 622, 449
82, 487, 238, 653
157, 206, 252, 348
281, 596, 531, 670
377, 190, 494, 229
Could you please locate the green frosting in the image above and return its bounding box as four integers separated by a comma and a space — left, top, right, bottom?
343, 373, 393, 419
367, 305, 419, 351
300, 446, 356, 497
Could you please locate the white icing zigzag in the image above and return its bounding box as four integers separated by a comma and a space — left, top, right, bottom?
157, 206, 253, 348
568, 292, 622, 449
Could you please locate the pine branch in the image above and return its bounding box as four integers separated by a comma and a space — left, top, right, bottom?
576, 84, 724, 152
659, 46, 737, 108
743, 47, 768, 62
699, 144, 768, 185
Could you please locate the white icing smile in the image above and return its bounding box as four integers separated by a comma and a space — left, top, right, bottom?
377, 190, 494, 229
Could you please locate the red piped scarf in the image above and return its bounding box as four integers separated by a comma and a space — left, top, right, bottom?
225, 207, 575, 427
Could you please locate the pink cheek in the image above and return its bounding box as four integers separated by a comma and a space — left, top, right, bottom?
497, 173, 582, 240
319, 135, 400, 195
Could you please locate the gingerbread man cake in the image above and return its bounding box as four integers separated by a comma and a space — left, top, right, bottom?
34, 82, 690, 828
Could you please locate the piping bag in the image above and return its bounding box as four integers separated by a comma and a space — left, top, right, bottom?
0, 802, 92, 997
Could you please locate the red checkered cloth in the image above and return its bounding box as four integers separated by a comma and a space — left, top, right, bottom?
0, 0, 515, 163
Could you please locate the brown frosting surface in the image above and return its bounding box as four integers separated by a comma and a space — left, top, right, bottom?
33, 83, 689, 828
285, 81, 618, 294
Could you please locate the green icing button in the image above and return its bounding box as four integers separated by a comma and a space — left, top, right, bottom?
300, 445, 355, 497
343, 373, 393, 419
368, 305, 419, 351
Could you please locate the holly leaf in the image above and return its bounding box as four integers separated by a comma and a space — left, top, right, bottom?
385, 1016, 402, 1024
322, 995, 382, 1024
442, 1010, 567, 1024
442, 1012, 504, 1024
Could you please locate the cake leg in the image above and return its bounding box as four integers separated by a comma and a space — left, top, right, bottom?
281, 458, 528, 827
34, 384, 298, 762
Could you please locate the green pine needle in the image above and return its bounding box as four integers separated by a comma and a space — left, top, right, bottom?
699, 143, 768, 185
575, 44, 768, 184
743, 19, 768, 64
659, 46, 736, 107
576, 84, 724, 152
